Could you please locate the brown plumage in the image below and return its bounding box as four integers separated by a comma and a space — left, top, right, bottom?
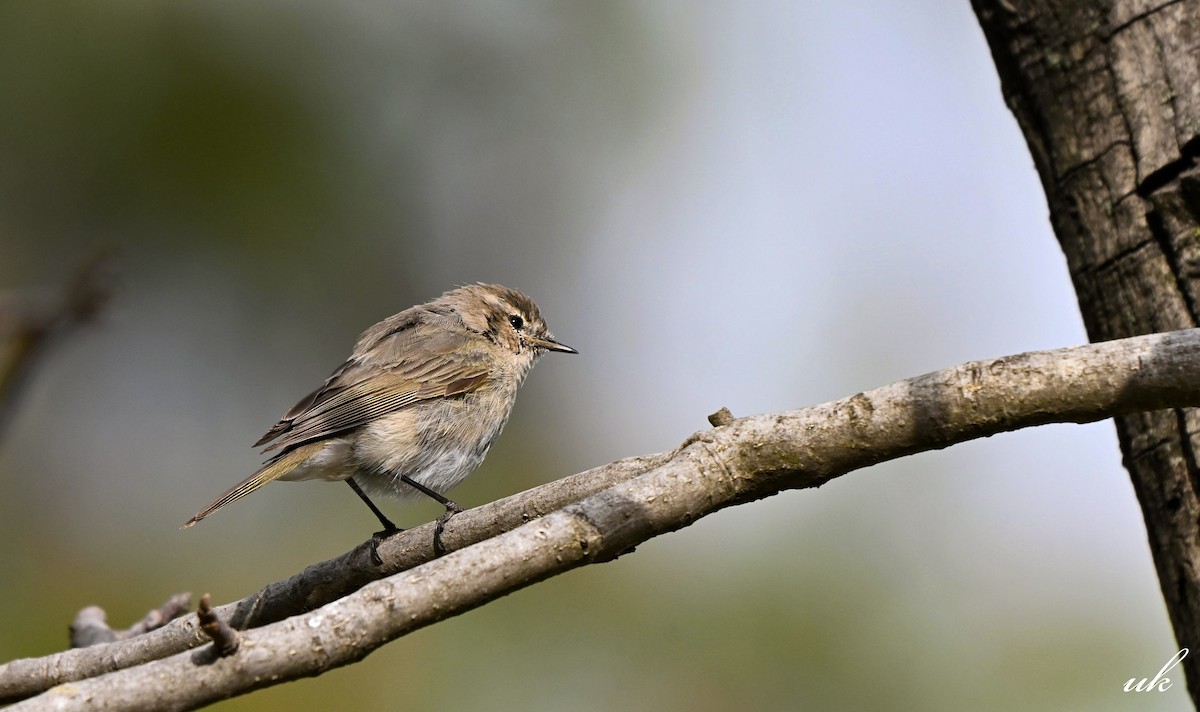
182, 283, 575, 530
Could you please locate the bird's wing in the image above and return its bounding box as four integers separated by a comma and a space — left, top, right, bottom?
254, 327, 491, 453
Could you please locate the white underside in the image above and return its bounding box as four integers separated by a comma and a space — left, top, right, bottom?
276, 391, 514, 501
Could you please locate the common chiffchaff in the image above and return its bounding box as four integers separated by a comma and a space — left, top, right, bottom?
182, 283, 575, 543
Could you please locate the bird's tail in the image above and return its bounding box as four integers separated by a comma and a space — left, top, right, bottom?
180, 442, 325, 529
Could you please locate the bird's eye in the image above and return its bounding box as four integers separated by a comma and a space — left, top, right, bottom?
508, 314, 524, 330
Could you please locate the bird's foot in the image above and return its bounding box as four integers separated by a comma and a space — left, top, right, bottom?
432, 503, 464, 557
369, 524, 404, 566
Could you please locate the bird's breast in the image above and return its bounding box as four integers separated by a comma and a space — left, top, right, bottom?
352, 385, 519, 496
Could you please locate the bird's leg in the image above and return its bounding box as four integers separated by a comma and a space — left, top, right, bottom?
399, 475, 463, 556
399, 475, 462, 512
347, 477, 400, 530
347, 477, 401, 565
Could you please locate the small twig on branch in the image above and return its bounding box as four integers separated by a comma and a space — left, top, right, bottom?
6, 329, 1200, 709
707, 407, 734, 427
196, 594, 240, 658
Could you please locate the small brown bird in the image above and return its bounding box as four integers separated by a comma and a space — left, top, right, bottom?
182, 283, 575, 547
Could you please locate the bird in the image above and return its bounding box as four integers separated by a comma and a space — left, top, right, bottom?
181, 283, 576, 556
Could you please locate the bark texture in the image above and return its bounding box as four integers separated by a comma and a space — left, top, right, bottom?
973, 0, 1200, 701
7, 329, 1200, 709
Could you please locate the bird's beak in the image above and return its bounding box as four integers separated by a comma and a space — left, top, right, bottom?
529, 335, 578, 354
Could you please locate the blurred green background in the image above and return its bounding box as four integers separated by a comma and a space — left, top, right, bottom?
0, 2, 1188, 710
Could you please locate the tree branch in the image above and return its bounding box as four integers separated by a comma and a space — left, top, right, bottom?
68, 594, 192, 649
0, 453, 669, 702
7, 328, 1200, 710
0, 249, 116, 444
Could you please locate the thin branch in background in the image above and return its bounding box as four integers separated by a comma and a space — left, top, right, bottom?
68, 608, 118, 649
0, 248, 117, 444
68, 594, 193, 650
121, 593, 194, 641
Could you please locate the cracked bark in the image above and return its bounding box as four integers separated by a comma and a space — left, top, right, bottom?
973, 0, 1200, 703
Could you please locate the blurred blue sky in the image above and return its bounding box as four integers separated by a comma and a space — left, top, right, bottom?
0, 2, 1188, 710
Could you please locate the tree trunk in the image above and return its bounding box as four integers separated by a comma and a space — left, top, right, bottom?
972, 0, 1200, 703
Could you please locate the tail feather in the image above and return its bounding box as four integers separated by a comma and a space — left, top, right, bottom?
181, 442, 324, 528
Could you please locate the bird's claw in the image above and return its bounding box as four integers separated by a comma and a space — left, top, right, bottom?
432, 505, 463, 557
369, 525, 404, 566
